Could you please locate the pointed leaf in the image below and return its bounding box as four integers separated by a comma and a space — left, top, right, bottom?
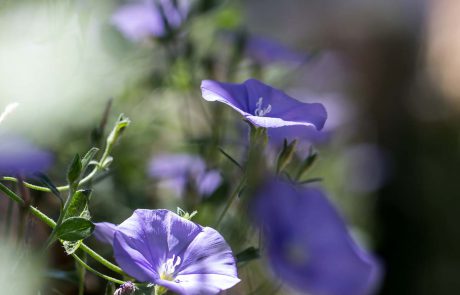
64, 189, 92, 220
67, 154, 82, 186
81, 147, 99, 171
34, 173, 63, 206
56, 217, 94, 242
62, 240, 82, 255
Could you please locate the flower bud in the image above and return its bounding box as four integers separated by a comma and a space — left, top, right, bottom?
114, 282, 135, 295
276, 139, 297, 174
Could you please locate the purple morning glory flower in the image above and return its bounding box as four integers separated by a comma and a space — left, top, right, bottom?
112, 0, 190, 41
0, 136, 53, 177
148, 154, 222, 197
94, 209, 240, 295
201, 79, 327, 135
251, 179, 381, 295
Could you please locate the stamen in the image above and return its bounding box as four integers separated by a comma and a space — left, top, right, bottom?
254, 97, 272, 117
159, 255, 181, 281
156, 255, 182, 295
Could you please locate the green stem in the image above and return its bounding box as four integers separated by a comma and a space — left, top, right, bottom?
72, 253, 125, 285
215, 177, 246, 229
1, 167, 98, 193
77, 252, 87, 295
79, 243, 124, 275
0, 183, 126, 277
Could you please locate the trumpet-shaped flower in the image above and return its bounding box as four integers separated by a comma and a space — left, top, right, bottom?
251, 179, 381, 295
94, 209, 240, 295
0, 136, 52, 177
112, 0, 190, 41
201, 79, 327, 136
148, 154, 222, 197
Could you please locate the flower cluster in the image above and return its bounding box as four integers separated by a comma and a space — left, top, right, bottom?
148, 153, 222, 197
0, 2, 384, 295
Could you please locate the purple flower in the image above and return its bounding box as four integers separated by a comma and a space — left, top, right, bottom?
112, 0, 190, 41
94, 209, 240, 295
201, 79, 327, 135
148, 154, 222, 197
251, 179, 381, 295
0, 136, 53, 177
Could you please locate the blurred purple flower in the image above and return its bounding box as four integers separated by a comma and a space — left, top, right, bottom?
245, 35, 309, 66
0, 136, 53, 177
251, 179, 381, 295
94, 209, 240, 295
112, 0, 189, 41
201, 79, 327, 134
148, 154, 222, 197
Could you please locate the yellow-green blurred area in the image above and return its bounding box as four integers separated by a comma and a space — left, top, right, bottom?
1, 0, 460, 294
0, 242, 43, 294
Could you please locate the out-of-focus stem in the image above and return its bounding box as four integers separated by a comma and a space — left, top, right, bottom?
215, 177, 246, 229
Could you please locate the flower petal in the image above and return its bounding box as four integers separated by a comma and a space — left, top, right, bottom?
0, 136, 53, 177
156, 274, 240, 295
197, 170, 222, 196
154, 227, 240, 294
244, 79, 327, 129
177, 227, 238, 277
201, 80, 251, 116
251, 179, 381, 295
93, 222, 117, 245
113, 209, 202, 282
201, 79, 327, 132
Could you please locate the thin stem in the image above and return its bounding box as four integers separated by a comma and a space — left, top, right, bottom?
72, 253, 125, 285
215, 177, 246, 229
1, 167, 98, 193
77, 252, 87, 295
79, 243, 124, 275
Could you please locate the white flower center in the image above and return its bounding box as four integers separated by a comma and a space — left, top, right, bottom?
156, 255, 182, 295
159, 255, 181, 281
254, 97, 272, 117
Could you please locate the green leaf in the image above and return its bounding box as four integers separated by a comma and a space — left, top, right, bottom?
218, 147, 243, 170
56, 217, 94, 242
35, 173, 63, 207
106, 114, 130, 146
67, 154, 82, 186
276, 139, 297, 174
81, 147, 99, 171
63, 190, 91, 220
296, 148, 318, 180
62, 240, 82, 255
